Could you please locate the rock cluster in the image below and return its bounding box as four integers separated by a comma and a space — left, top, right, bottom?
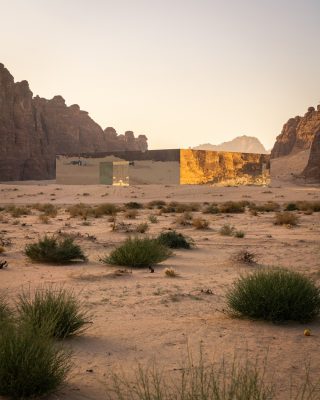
303, 131, 320, 181
0, 64, 148, 181
194, 135, 267, 154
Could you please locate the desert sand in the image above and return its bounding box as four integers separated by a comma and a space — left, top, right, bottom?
0, 181, 320, 399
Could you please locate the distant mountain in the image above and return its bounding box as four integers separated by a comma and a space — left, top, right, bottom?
194, 135, 268, 154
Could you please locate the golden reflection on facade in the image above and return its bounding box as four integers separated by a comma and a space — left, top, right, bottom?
180, 149, 270, 185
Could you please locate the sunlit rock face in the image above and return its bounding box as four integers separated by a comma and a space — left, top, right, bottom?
180, 149, 270, 185
303, 132, 320, 182
0, 63, 148, 181
271, 106, 320, 159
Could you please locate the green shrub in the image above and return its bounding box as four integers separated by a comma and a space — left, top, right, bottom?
102, 237, 171, 268
227, 268, 320, 322
25, 236, 86, 264
157, 230, 194, 249
0, 323, 71, 399
274, 211, 299, 226
284, 202, 299, 211
17, 286, 90, 339
219, 224, 235, 236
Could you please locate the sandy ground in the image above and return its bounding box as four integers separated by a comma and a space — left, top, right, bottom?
0, 181, 320, 399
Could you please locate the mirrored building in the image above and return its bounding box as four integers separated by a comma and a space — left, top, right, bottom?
56, 149, 270, 185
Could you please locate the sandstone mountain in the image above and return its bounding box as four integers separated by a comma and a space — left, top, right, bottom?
0, 63, 148, 181
194, 135, 268, 154
271, 106, 320, 159
271, 105, 320, 182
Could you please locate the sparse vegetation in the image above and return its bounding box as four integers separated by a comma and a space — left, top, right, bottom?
125, 201, 143, 209
219, 201, 246, 213
68, 203, 118, 219
17, 286, 91, 339
219, 224, 235, 236
157, 230, 194, 249
192, 217, 209, 229
175, 212, 193, 226
234, 250, 257, 264
203, 203, 220, 214
164, 267, 179, 277
148, 214, 158, 223
161, 202, 200, 213
147, 200, 166, 209
0, 294, 12, 323
125, 209, 138, 219
105, 353, 274, 400
227, 268, 320, 322
0, 323, 71, 399
274, 211, 299, 226
102, 237, 171, 268
249, 202, 280, 213
34, 203, 58, 217
6, 205, 31, 218
234, 230, 245, 238
25, 236, 86, 264
135, 222, 149, 233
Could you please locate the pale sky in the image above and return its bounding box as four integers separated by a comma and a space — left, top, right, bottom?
1, 0, 320, 150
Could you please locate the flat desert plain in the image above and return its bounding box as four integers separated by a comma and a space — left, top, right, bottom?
0, 181, 320, 399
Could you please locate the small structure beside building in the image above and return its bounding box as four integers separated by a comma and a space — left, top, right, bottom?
56, 149, 270, 186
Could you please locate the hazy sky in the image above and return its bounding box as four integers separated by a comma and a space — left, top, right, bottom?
1, 0, 320, 150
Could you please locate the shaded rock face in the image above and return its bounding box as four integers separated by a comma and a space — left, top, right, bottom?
303, 132, 320, 181
271, 107, 320, 159
0, 64, 148, 181
194, 135, 267, 154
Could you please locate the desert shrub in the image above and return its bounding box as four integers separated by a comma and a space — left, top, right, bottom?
68, 203, 92, 219
6, 205, 31, 218
234, 230, 245, 238
203, 203, 220, 214
92, 203, 118, 217
162, 202, 200, 213
147, 200, 166, 209
219, 224, 235, 236
192, 217, 209, 229
284, 202, 299, 211
164, 267, 178, 277
102, 237, 171, 268
175, 212, 193, 226
34, 203, 58, 217
157, 230, 194, 249
17, 286, 90, 339
234, 250, 257, 264
125, 209, 138, 219
0, 323, 71, 399
135, 222, 149, 233
125, 201, 143, 209
25, 236, 86, 264
227, 268, 320, 322
274, 211, 299, 226
148, 215, 158, 223
105, 353, 273, 400
249, 202, 280, 213
219, 201, 246, 213
0, 246, 4, 254
39, 214, 50, 224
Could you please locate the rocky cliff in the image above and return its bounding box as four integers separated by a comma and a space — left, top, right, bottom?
0, 63, 148, 181
303, 131, 320, 181
194, 135, 267, 154
271, 106, 320, 159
